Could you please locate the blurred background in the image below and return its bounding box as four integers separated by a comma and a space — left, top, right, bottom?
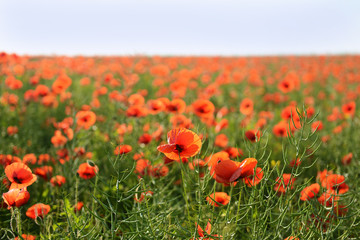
0, 0, 359, 56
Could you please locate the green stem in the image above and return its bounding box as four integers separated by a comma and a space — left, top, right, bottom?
179, 153, 190, 219
15, 208, 22, 236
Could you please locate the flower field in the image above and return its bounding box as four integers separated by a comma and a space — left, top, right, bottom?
0, 53, 359, 239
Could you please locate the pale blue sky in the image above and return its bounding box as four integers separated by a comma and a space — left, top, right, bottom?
0, 0, 359, 56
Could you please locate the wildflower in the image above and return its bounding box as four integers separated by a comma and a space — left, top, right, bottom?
2, 188, 30, 209
114, 144, 132, 155
274, 174, 295, 194
75, 111, 96, 130
5, 162, 37, 189
206, 192, 230, 207
192, 99, 215, 118
239, 98, 254, 115
15, 234, 36, 240
77, 162, 99, 180
34, 166, 53, 181
214, 158, 257, 184
157, 128, 202, 161
300, 183, 320, 201
50, 175, 66, 187
341, 153, 353, 165
243, 167, 263, 187
26, 203, 50, 219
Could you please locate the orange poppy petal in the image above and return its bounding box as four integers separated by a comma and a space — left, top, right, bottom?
157, 144, 176, 153
175, 131, 194, 146
239, 158, 257, 178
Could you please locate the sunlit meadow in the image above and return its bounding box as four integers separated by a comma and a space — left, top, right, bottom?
0, 53, 359, 239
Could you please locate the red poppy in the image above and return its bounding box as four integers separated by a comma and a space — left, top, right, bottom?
206, 192, 230, 207
138, 133, 152, 145
243, 167, 263, 187
34, 166, 53, 181
196, 219, 211, 238
75, 111, 96, 130
342, 153, 353, 165
51, 130, 67, 147
245, 130, 260, 142
321, 174, 349, 194
167, 99, 186, 114
26, 203, 50, 219
274, 174, 295, 194
239, 98, 254, 115
342, 101, 356, 117
2, 188, 30, 209
134, 191, 153, 203
5, 162, 37, 190
192, 99, 215, 118
15, 234, 36, 240
50, 175, 66, 187
22, 154, 37, 165
77, 162, 99, 180
74, 201, 84, 212
157, 128, 202, 161
214, 134, 228, 148
214, 158, 257, 184
114, 145, 132, 155
300, 183, 320, 201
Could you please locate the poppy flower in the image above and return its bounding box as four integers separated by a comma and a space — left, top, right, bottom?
239, 98, 254, 115
26, 203, 50, 219
75, 111, 96, 130
284, 237, 299, 240
274, 174, 295, 194
311, 121, 323, 132
245, 130, 260, 142
50, 175, 66, 187
273, 121, 291, 137
74, 201, 84, 212
5, 162, 37, 190
196, 219, 211, 238
134, 191, 153, 203
214, 134, 228, 148
149, 164, 169, 178
114, 145, 132, 155
192, 99, 215, 118
167, 99, 186, 114
214, 158, 257, 184
77, 162, 99, 180
300, 183, 320, 201
278, 78, 295, 93
138, 133, 152, 145
342, 101, 356, 117
206, 192, 230, 207
135, 159, 151, 176
321, 174, 349, 194
243, 167, 263, 187
51, 130, 67, 147
7, 126, 18, 136
22, 154, 37, 165
145, 99, 163, 114
126, 105, 148, 117
342, 153, 353, 165
317, 190, 339, 207
2, 188, 30, 209
157, 128, 202, 161
34, 166, 53, 181
15, 234, 36, 240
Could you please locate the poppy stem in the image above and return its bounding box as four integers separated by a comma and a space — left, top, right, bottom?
15, 207, 22, 236
179, 153, 190, 219
225, 184, 234, 221
235, 187, 242, 223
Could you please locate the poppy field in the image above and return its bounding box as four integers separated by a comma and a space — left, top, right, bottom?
0, 53, 359, 239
